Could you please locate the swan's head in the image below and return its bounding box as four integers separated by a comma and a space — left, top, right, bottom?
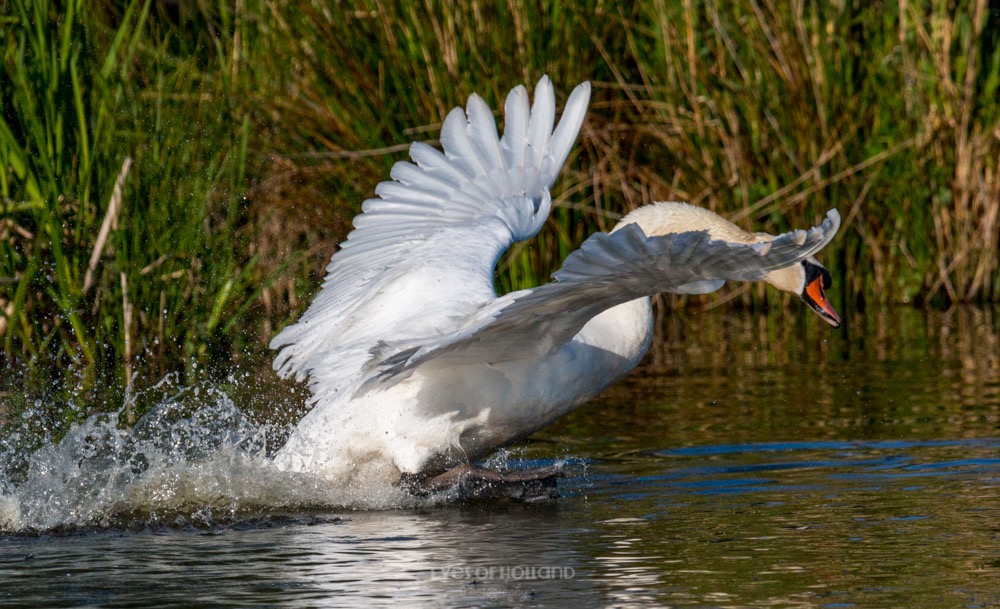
764, 257, 842, 328
616, 202, 842, 327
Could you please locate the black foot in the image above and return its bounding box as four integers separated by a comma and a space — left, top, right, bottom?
399, 463, 564, 502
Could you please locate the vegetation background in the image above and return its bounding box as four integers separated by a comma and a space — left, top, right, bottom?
1, 0, 998, 427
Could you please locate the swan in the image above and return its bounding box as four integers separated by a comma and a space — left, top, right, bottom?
269, 76, 841, 492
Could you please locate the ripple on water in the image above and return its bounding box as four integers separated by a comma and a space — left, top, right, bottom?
2, 308, 1000, 607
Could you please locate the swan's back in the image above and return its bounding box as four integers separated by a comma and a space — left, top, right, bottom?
615, 202, 763, 243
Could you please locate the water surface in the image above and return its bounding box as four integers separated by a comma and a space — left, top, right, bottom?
1, 306, 999, 607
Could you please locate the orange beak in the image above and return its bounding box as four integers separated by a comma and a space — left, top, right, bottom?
805, 277, 841, 328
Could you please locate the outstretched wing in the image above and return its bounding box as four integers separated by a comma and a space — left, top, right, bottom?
370, 210, 841, 384
271, 77, 592, 400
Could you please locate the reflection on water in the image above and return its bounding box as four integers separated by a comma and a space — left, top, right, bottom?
1, 306, 999, 607
601, 304, 1000, 447
1, 440, 997, 607
578, 439, 1000, 608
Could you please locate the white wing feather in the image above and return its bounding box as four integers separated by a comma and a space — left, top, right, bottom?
271, 77, 592, 410
500, 86, 529, 170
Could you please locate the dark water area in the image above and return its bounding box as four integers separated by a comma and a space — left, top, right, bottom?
1, 305, 999, 607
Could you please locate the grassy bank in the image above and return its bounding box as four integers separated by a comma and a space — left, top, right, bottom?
1, 0, 998, 424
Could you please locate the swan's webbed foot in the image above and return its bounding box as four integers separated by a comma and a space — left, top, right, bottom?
399, 463, 564, 502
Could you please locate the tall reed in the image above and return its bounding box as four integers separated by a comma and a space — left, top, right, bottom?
624, 0, 1000, 307
0, 0, 263, 418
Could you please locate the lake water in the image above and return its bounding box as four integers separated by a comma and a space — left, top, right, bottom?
1, 306, 999, 607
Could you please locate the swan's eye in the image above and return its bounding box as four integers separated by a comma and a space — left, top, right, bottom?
803, 260, 831, 291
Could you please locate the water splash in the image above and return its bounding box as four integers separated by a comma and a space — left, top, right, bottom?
0, 378, 422, 534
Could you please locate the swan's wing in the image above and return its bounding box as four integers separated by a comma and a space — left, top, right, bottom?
369, 210, 840, 384
271, 77, 591, 399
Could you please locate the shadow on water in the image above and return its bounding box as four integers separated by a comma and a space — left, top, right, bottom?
551, 304, 1000, 453
1, 305, 999, 607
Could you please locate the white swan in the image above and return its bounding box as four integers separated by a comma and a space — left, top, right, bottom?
270, 77, 841, 489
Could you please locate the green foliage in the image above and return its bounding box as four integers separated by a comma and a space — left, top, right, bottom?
0, 0, 261, 411
0, 0, 998, 424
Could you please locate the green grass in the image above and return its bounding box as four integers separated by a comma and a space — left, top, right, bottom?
0, 0, 263, 418
1, 0, 998, 428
